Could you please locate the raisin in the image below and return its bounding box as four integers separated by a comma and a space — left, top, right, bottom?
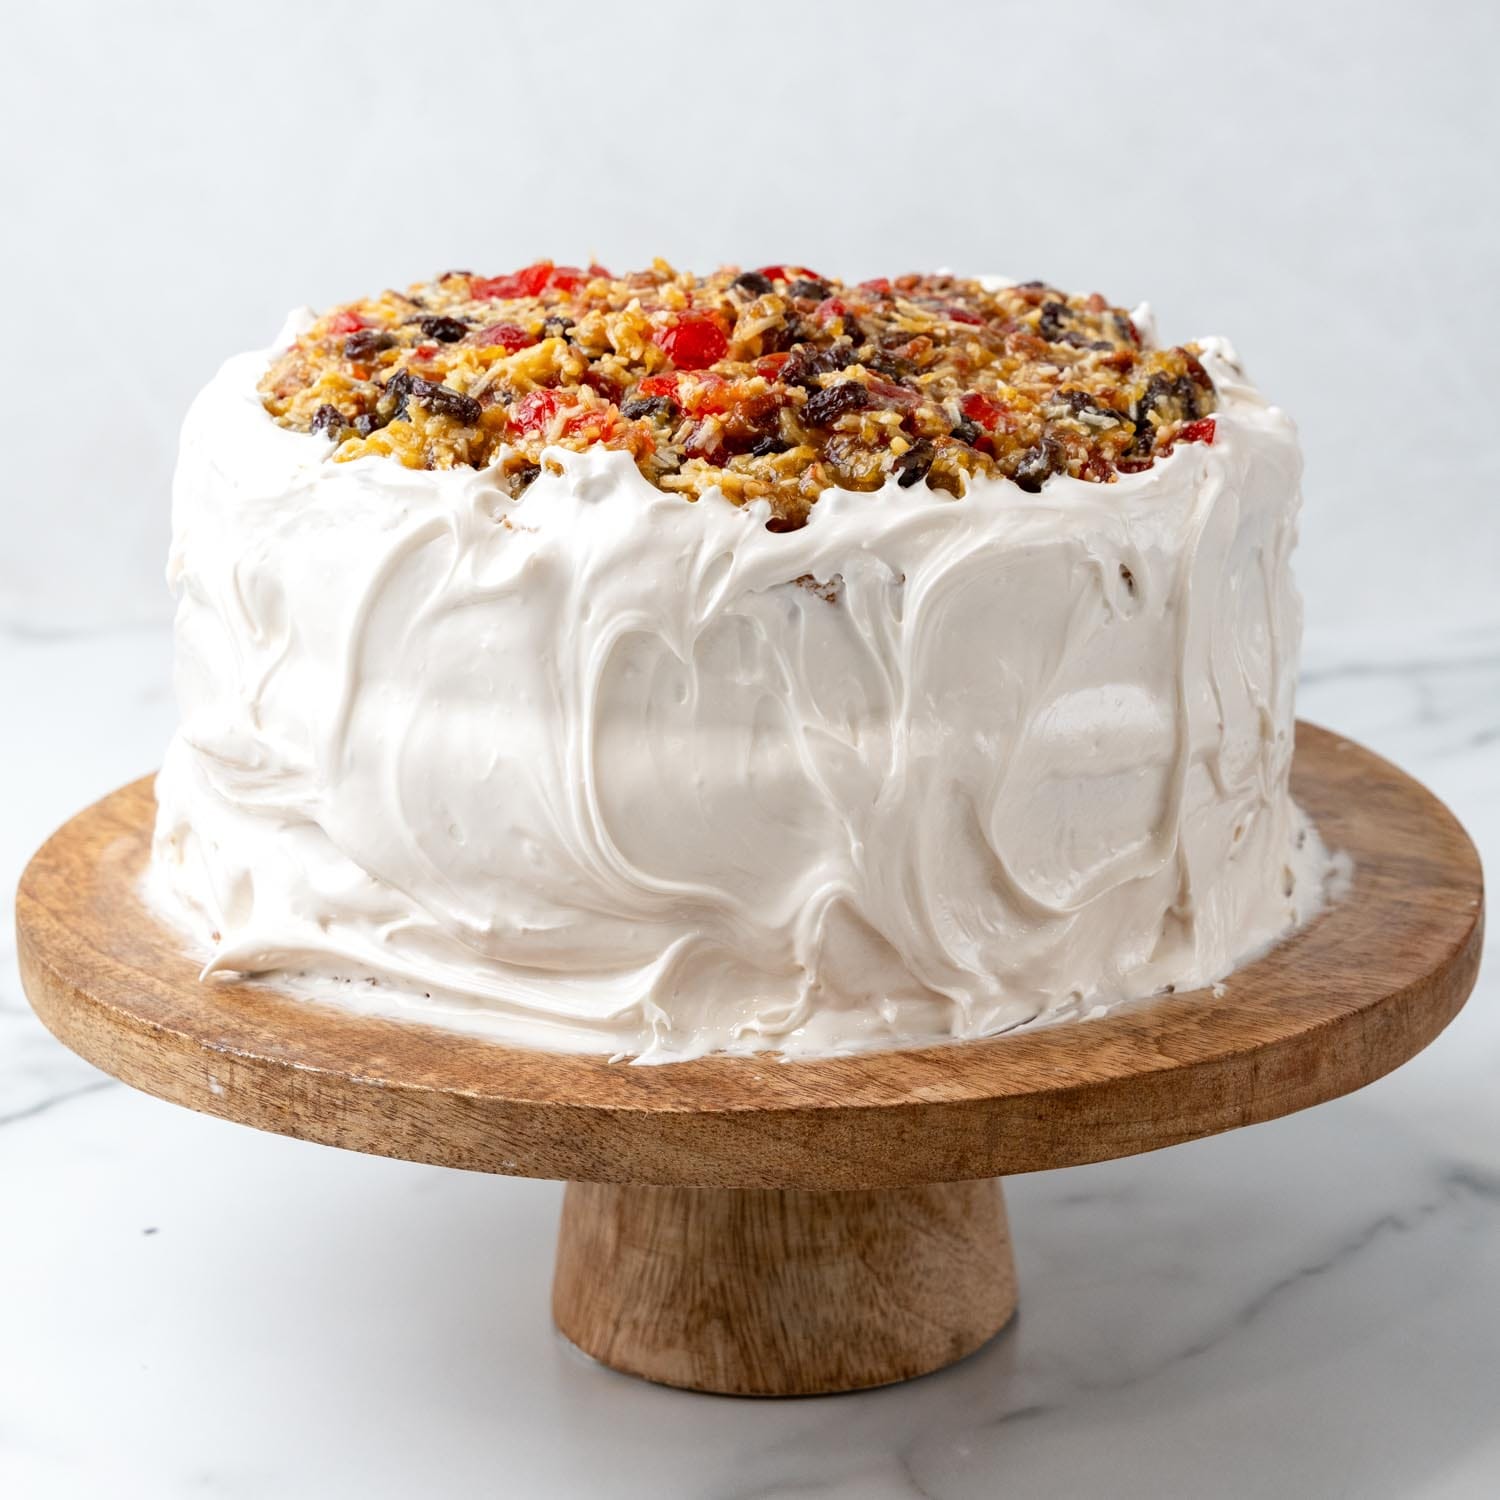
1013, 437, 1065, 492
353, 412, 386, 437
416, 315, 468, 343
541, 316, 575, 340
781, 340, 858, 388
950, 418, 983, 446
310, 404, 346, 437
409, 375, 481, 425
749, 435, 788, 457
383, 368, 415, 421
788, 278, 829, 301
509, 464, 541, 496
893, 440, 934, 488
802, 380, 872, 427
1059, 389, 1121, 426
344, 329, 395, 360
1037, 301, 1071, 341
1172, 373, 1201, 421
865, 353, 913, 379
821, 339, 859, 371
620, 395, 676, 421
1128, 372, 1173, 455
732, 270, 775, 296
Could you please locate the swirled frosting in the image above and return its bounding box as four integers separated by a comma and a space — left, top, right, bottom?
149, 309, 1331, 1060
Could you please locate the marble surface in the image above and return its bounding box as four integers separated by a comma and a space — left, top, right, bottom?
1, 618, 1495, 1500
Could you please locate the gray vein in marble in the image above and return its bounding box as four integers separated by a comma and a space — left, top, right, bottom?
0, 1077, 117, 1127
1022, 1162, 1498, 1405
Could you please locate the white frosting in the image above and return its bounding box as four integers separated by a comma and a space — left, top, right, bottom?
149, 311, 1332, 1060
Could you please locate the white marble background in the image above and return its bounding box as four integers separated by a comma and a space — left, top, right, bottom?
3, 2, 1498, 1496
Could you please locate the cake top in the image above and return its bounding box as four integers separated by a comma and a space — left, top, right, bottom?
260, 262, 1219, 527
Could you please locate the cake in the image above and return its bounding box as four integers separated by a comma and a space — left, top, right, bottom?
150, 261, 1333, 1060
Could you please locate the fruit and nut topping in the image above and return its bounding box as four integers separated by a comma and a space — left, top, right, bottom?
260, 261, 1218, 524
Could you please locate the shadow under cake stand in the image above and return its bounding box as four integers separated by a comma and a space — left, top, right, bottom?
16, 723, 1484, 1396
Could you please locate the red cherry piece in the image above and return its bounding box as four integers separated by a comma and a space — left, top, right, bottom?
859, 278, 893, 295
587, 262, 612, 279
683, 422, 727, 462
561, 405, 621, 442
509, 389, 562, 435
657, 315, 728, 370
547, 265, 589, 292
638, 374, 681, 399
947, 306, 984, 326
867, 378, 919, 408
472, 262, 554, 300
328, 310, 364, 335
960, 392, 1006, 431
1178, 417, 1217, 445
755, 352, 791, 380
477, 322, 535, 353
814, 297, 847, 324
755, 265, 824, 284
683, 373, 732, 414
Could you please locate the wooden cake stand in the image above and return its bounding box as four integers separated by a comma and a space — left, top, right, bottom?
16, 724, 1484, 1396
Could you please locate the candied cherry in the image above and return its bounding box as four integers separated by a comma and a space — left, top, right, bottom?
814, 296, 847, 325
859, 277, 893, 295
946, 306, 984, 326
509, 389, 562, 435
547, 265, 590, 292
327, 310, 364, 335
472, 262, 555, 300
755, 264, 824, 284
561, 404, 617, 440
637, 373, 681, 399
1177, 417, 1217, 445
755, 352, 791, 380
867, 377, 919, 408
656, 314, 728, 370
959, 392, 1007, 431
682, 373, 733, 414
477, 323, 535, 353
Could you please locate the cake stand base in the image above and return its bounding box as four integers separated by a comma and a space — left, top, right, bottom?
552, 1180, 1015, 1395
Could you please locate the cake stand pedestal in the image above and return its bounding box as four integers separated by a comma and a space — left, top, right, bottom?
16, 724, 1484, 1396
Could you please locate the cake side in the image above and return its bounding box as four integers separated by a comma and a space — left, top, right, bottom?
148, 284, 1332, 1061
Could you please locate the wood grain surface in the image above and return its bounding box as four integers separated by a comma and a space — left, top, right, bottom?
15, 723, 1485, 1190
552, 1179, 1015, 1395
